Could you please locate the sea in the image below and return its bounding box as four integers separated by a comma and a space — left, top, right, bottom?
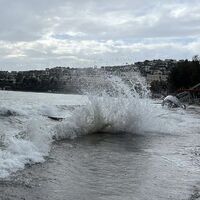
0, 75, 200, 200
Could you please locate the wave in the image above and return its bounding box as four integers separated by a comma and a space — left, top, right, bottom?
0, 118, 52, 178
0, 106, 27, 117
53, 76, 168, 140
0, 73, 196, 178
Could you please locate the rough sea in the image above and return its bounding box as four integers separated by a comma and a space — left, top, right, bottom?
0, 75, 200, 200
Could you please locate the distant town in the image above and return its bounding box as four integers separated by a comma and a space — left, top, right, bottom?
0, 58, 200, 102
0, 59, 176, 92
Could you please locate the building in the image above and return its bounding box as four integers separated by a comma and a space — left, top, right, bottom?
146, 70, 168, 83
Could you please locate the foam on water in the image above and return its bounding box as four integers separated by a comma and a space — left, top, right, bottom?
0, 118, 52, 178
53, 75, 183, 140
0, 92, 73, 178
0, 73, 199, 178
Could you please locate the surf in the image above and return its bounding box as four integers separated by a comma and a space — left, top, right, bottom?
53, 75, 169, 140
0, 72, 196, 178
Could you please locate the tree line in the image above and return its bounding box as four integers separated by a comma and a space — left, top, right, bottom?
168, 57, 200, 92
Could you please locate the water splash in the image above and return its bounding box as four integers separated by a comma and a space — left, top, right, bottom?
0, 72, 197, 178
54, 73, 169, 139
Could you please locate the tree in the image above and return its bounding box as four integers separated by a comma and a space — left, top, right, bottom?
192, 55, 200, 62
168, 59, 200, 92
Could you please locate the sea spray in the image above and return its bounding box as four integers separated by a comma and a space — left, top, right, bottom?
53, 74, 167, 139
0, 72, 194, 178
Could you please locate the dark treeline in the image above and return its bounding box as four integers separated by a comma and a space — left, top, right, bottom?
150, 80, 168, 94
0, 68, 78, 93
0, 59, 200, 95
0, 74, 63, 92
168, 58, 200, 92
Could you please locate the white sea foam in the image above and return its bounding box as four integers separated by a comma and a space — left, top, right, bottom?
0, 74, 199, 178
0, 106, 27, 117
54, 76, 170, 139
0, 118, 52, 178
0, 91, 79, 178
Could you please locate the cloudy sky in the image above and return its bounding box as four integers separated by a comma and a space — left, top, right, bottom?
0, 0, 200, 70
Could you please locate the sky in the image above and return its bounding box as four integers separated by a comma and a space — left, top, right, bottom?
0, 0, 200, 71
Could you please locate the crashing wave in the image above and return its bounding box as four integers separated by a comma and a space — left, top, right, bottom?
53, 75, 167, 140
0, 72, 192, 178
